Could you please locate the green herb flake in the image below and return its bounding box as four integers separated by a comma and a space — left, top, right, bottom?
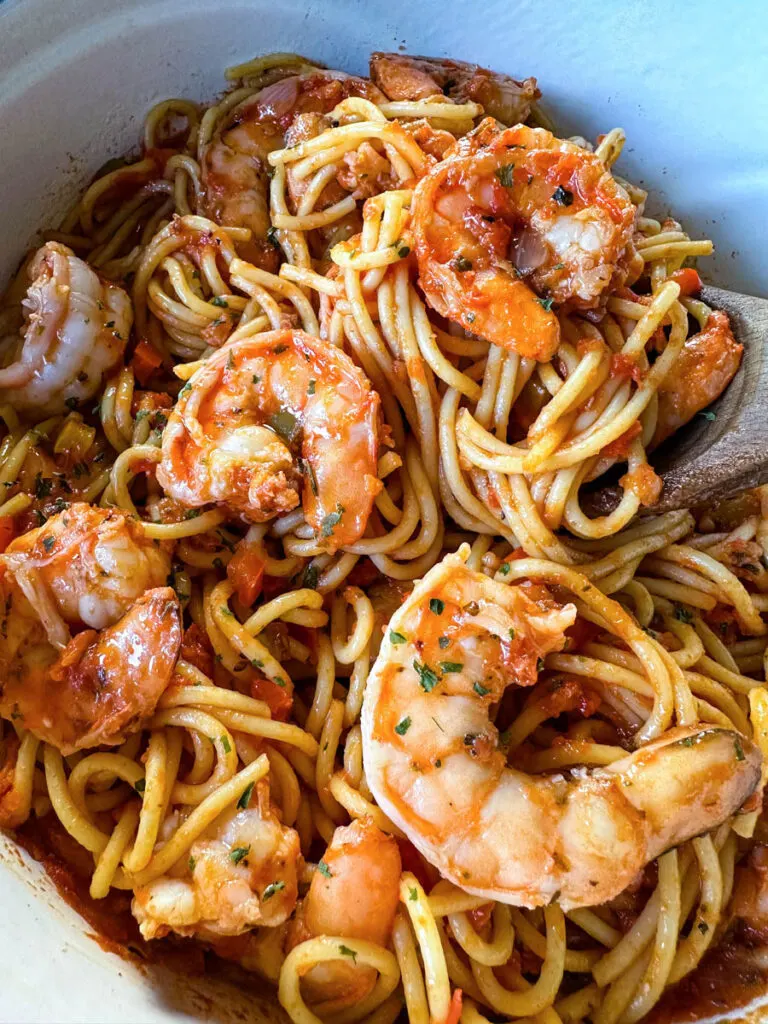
317, 860, 332, 878
438, 636, 450, 649
408, 886, 418, 901
440, 661, 463, 674
220, 735, 232, 754
320, 503, 344, 538
339, 944, 358, 962
498, 562, 511, 575
454, 255, 473, 272
414, 660, 439, 692
680, 736, 696, 748
508, 627, 516, 640
211, 296, 228, 308
389, 630, 407, 646
266, 226, 280, 248
537, 296, 554, 311
188, 856, 196, 871
699, 410, 717, 421
674, 606, 693, 623
262, 880, 286, 901
398, 245, 411, 258
269, 409, 299, 443
495, 164, 515, 187
735, 738, 745, 761
429, 598, 445, 615
134, 778, 146, 795
42, 536, 55, 553
537, 657, 546, 672
252, 373, 261, 384
473, 682, 490, 696
230, 845, 250, 865
307, 379, 316, 395
395, 716, 412, 736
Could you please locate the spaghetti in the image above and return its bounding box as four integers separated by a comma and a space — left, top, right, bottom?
0, 49, 764, 1024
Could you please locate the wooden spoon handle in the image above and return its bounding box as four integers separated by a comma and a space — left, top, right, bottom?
651, 285, 768, 511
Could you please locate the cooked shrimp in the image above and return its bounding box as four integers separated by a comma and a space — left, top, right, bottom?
0, 242, 131, 415
0, 503, 180, 754
652, 309, 743, 446
286, 817, 401, 1013
202, 71, 384, 268
361, 550, 761, 910
133, 782, 301, 940
158, 329, 382, 551
370, 52, 540, 127
1, 503, 173, 640
411, 121, 637, 358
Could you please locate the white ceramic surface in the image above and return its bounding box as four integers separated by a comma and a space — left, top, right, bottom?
0, 0, 766, 1020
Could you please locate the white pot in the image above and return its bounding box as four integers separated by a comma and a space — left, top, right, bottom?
0, 1, 766, 1020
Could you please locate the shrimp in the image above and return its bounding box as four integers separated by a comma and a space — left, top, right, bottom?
158, 329, 382, 551
201, 71, 384, 268
652, 309, 743, 446
286, 817, 401, 1014
0, 504, 180, 754
0, 243, 131, 415
410, 121, 637, 358
370, 52, 540, 127
133, 781, 301, 940
361, 550, 762, 911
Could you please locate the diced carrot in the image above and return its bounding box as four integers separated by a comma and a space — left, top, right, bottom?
0, 516, 16, 553
226, 544, 265, 607
671, 268, 703, 297
444, 988, 463, 1024
249, 675, 293, 721
131, 339, 164, 386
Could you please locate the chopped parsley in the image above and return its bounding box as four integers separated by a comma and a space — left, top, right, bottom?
42, 536, 55, 553
495, 164, 515, 187
454, 255, 473, 272
307, 379, 316, 395
320, 504, 344, 538
34, 475, 53, 500
317, 860, 332, 878
440, 661, 463, 674
414, 660, 439, 692
211, 296, 228, 308
252, 373, 261, 384
699, 410, 717, 421
188, 856, 196, 871
389, 630, 407, 645
269, 409, 299, 443
395, 716, 411, 736
220, 735, 232, 754
230, 845, 250, 865
409, 886, 418, 901
735, 737, 745, 761
552, 185, 574, 206
134, 778, 146, 795
339, 944, 358, 962
473, 682, 490, 696
398, 245, 411, 258
429, 598, 445, 615
438, 636, 450, 649
266, 226, 280, 248
498, 562, 511, 575
537, 297, 554, 312
262, 881, 286, 901
674, 606, 693, 623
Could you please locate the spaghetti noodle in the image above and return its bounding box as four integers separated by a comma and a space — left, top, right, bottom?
0, 49, 764, 1024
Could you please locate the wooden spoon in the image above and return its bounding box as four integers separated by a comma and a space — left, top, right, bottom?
649, 285, 768, 511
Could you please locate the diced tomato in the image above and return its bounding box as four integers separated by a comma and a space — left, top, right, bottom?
671, 268, 703, 297
564, 618, 601, 653
249, 675, 293, 721
0, 516, 16, 553
467, 903, 493, 934
610, 352, 645, 384
444, 989, 463, 1024
131, 339, 164, 386
180, 623, 215, 678
226, 544, 265, 607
